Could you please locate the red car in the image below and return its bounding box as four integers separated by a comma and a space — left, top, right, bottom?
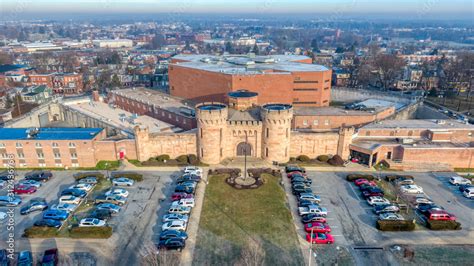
287, 171, 307, 178
354, 179, 376, 187
304, 222, 331, 233
14, 185, 37, 194
171, 192, 193, 201
305, 232, 334, 244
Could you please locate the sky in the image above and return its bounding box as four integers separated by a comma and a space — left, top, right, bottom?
0, 0, 473, 18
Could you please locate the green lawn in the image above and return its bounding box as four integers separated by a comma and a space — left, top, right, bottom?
194, 173, 304, 266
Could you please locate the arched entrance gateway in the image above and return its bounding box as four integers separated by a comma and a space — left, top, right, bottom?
236, 142, 252, 156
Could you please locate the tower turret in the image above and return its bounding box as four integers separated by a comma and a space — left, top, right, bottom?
196, 102, 228, 164
261, 103, 293, 163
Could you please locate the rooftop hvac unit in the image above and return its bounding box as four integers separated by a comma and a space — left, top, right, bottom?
402, 138, 415, 144
436, 120, 446, 125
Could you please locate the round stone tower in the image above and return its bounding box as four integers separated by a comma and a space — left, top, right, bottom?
261, 103, 293, 163
196, 102, 228, 165
227, 90, 258, 111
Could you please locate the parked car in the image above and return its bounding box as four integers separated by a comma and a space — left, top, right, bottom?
69, 183, 94, 192
162, 220, 187, 231
175, 185, 194, 194
359, 183, 377, 192
95, 195, 127, 206
162, 213, 189, 223
301, 214, 327, 224
298, 206, 327, 216
159, 230, 188, 240
178, 174, 201, 183
362, 187, 384, 198
449, 176, 472, 186
0, 250, 8, 266
298, 199, 316, 208
304, 222, 331, 233
379, 213, 405, 221
458, 184, 473, 193
171, 192, 193, 201
367, 196, 390, 206
34, 219, 62, 228
112, 177, 135, 187
291, 176, 312, 185
354, 179, 376, 187
287, 171, 307, 178
78, 177, 98, 185
425, 210, 456, 221
171, 198, 195, 208
51, 203, 78, 213
61, 188, 87, 198
374, 204, 400, 214
96, 203, 121, 214
400, 184, 424, 194
0, 196, 21, 207
25, 171, 52, 182
463, 187, 474, 199
183, 166, 203, 175
0, 171, 16, 181
13, 185, 37, 195
17, 250, 33, 266
414, 195, 434, 205
168, 205, 191, 215
59, 195, 81, 205
90, 209, 114, 221
20, 199, 48, 215
17, 179, 42, 188
105, 188, 129, 198
43, 209, 69, 221
0, 180, 5, 189
417, 203, 444, 214
157, 238, 186, 251
79, 218, 106, 227
395, 178, 415, 186
305, 232, 334, 244
41, 249, 58, 266
285, 165, 305, 173
177, 181, 197, 189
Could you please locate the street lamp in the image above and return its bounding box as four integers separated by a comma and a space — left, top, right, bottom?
308, 227, 314, 266
244, 131, 248, 180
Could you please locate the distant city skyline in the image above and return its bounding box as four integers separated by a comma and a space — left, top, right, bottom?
0, 0, 472, 19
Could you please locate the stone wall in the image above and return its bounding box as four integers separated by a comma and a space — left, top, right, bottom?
290, 131, 341, 158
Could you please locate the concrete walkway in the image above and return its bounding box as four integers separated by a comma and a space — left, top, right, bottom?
179, 169, 208, 266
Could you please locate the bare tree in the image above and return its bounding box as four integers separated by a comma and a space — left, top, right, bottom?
140, 243, 180, 266
373, 54, 405, 90
235, 237, 266, 266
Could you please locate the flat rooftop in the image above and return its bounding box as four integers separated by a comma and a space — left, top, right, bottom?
294, 105, 392, 117
111, 88, 196, 117
358, 99, 406, 111
63, 100, 180, 134
172, 54, 329, 74
352, 138, 472, 152
362, 119, 474, 130
0, 128, 103, 140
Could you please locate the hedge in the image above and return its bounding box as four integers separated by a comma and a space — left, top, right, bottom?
297, 155, 311, 162
385, 175, 415, 182
70, 226, 113, 239
176, 155, 189, 163
73, 172, 106, 181
188, 154, 199, 165
317, 155, 330, 162
346, 174, 375, 182
111, 172, 143, 182
328, 155, 344, 166
156, 154, 171, 162
376, 220, 416, 231
427, 220, 462, 230
24, 226, 59, 238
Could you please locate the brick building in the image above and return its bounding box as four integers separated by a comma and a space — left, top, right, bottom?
169, 54, 332, 107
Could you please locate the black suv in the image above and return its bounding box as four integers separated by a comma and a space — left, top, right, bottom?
25, 171, 52, 182
157, 238, 186, 251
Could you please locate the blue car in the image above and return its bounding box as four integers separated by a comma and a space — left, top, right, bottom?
61, 188, 87, 198
17, 250, 33, 266
34, 219, 62, 228
0, 195, 22, 207
20, 199, 48, 215
43, 209, 69, 221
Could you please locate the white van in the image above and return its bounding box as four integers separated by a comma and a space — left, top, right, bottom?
463, 187, 474, 199
449, 176, 471, 186
183, 166, 203, 176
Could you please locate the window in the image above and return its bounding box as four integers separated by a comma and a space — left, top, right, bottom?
293, 88, 318, 91
324, 79, 330, 83
52, 142, 59, 147
293, 101, 317, 105
303, 120, 308, 126
265, 148, 269, 157
0, 143, 5, 148
17, 152, 24, 158
55, 163, 63, 167
266, 128, 269, 138
71, 153, 77, 159
294, 80, 318, 84
313, 120, 319, 126
408, 131, 413, 137
16, 142, 22, 148
54, 152, 61, 159
324, 119, 330, 126
72, 163, 79, 167
38, 163, 46, 167
324, 87, 329, 90
68, 142, 76, 148
35, 143, 42, 148
37, 152, 44, 159
366, 131, 371, 136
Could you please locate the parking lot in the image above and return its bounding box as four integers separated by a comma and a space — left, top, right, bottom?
283, 170, 474, 265
0, 170, 179, 265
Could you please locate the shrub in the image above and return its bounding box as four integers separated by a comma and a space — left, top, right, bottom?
70, 226, 113, 239
346, 174, 375, 182
328, 155, 344, 166
386, 175, 415, 182
188, 154, 199, 165
427, 220, 462, 230
111, 172, 143, 182
24, 226, 58, 238
297, 155, 310, 162
156, 154, 170, 162
376, 220, 415, 231
74, 172, 105, 182
176, 155, 189, 163
317, 155, 330, 162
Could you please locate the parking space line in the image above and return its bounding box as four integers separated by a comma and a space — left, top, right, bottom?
348, 183, 363, 201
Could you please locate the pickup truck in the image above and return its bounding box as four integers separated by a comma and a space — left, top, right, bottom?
298, 205, 328, 217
